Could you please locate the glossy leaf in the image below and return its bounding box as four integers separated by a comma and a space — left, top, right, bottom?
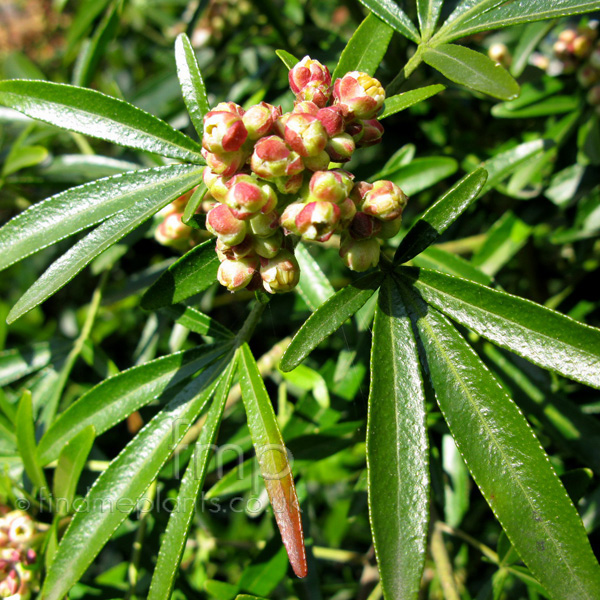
163, 305, 234, 339
275, 50, 299, 69
332, 13, 394, 80
7, 166, 205, 322
385, 156, 458, 195
0, 340, 70, 386
395, 167, 488, 264
175, 33, 210, 139
39, 154, 141, 183
437, 0, 600, 42
379, 84, 445, 119
368, 278, 429, 600
238, 343, 307, 578
412, 246, 493, 286
295, 243, 335, 311
182, 182, 207, 225
357, 0, 421, 43
372, 144, 416, 180
42, 356, 228, 600
280, 272, 383, 372
37, 344, 228, 465
423, 44, 519, 100
52, 426, 95, 516
0, 164, 202, 273
141, 238, 219, 310
511, 21, 555, 78
148, 361, 235, 600
0, 80, 204, 162
492, 96, 580, 119
417, 0, 443, 39
400, 285, 600, 599
1, 145, 48, 177
400, 267, 600, 389
16, 390, 48, 492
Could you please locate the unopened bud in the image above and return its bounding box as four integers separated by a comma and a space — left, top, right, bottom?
206, 204, 248, 245
216, 236, 255, 260
293, 101, 319, 115
201, 148, 247, 176
280, 202, 305, 235
350, 181, 373, 206
303, 151, 330, 172
155, 212, 189, 247
203, 169, 232, 202
212, 101, 245, 117
578, 64, 599, 87
249, 210, 280, 237
378, 216, 403, 239
360, 180, 407, 221
488, 43, 511, 67
224, 175, 277, 219
295, 201, 341, 242
218, 256, 259, 291
250, 135, 304, 179
284, 113, 328, 157
316, 105, 345, 136
338, 196, 357, 230
345, 121, 364, 144
333, 71, 385, 120
273, 173, 304, 195
573, 35, 592, 59
326, 132, 355, 162
253, 230, 283, 258
558, 28, 577, 45
339, 235, 380, 271
260, 249, 301, 293
349, 211, 382, 239
242, 102, 281, 140
587, 84, 600, 105
307, 169, 354, 204
590, 47, 600, 69
357, 119, 384, 147
203, 110, 248, 153
289, 56, 332, 108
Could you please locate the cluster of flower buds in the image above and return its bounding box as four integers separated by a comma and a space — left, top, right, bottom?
194, 57, 408, 293
0, 510, 39, 599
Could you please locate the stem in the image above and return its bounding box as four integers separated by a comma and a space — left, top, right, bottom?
234, 299, 268, 347
431, 521, 461, 600
386, 47, 425, 96
436, 521, 499, 564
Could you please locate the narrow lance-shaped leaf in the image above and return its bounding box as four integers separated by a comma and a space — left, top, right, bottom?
0, 80, 204, 162
175, 33, 210, 139
238, 343, 307, 578
395, 167, 488, 264
163, 305, 234, 339
275, 50, 299, 70
37, 343, 229, 465
16, 390, 48, 493
141, 238, 220, 310
182, 182, 207, 225
7, 166, 205, 323
280, 271, 383, 372
148, 361, 236, 600
332, 13, 394, 80
417, 0, 443, 39
0, 164, 202, 273
368, 277, 429, 600
41, 355, 230, 600
379, 84, 445, 119
295, 243, 335, 312
399, 283, 600, 599
357, 0, 421, 43
423, 45, 519, 100
0, 340, 70, 387
399, 267, 600, 390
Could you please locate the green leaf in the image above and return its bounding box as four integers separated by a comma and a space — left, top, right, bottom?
395, 167, 488, 264
163, 305, 234, 339
280, 272, 383, 372
379, 84, 445, 119
0, 80, 204, 162
400, 285, 600, 599
16, 390, 48, 492
368, 278, 429, 600
39, 154, 141, 183
182, 182, 207, 225
0, 164, 201, 273
52, 425, 95, 516
41, 355, 229, 600
7, 166, 205, 322
238, 544, 289, 596
384, 156, 458, 195
175, 33, 210, 139
141, 238, 219, 310
492, 96, 580, 119
295, 243, 335, 311
358, 0, 421, 43
372, 144, 416, 179
38, 344, 228, 465
148, 361, 235, 600
1, 145, 48, 177
510, 21, 555, 78
275, 49, 299, 69
417, 0, 443, 39
436, 0, 600, 43
0, 340, 70, 386
400, 267, 600, 389
238, 343, 307, 578
332, 13, 394, 80
423, 44, 519, 100
412, 246, 493, 286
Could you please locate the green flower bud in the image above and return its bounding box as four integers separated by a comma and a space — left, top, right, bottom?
360, 180, 407, 221
249, 210, 280, 237
303, 151, 330, 172
253, 230, 284, 258
217, 256, 259, 291
242, 102, 281, 140
307, 169, 354, 204
206, 204, 247, 246
250, 135, 304, 179
295, 200, 341, 242
284, 113, 328, 157
325, 132, 355, 162
378, 216, 403, 239
260, 250, 301, 293
339, 235, 380, 272
224, 175, 277, 219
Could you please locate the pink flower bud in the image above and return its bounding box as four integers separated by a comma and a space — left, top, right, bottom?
293, 100, 319, 115
326, 132, 355, 162
360, 180, 407, 221
250, 210, 280, 237
350, 181, 373, 206
349, 211, 382, 239
289, 56, 332, 108
345, 121, 364, 144
155, 212, 189, 247
273, 173, 304, 195
206, 203, 248, 245
272, 112, 291, 138
553, 39, 570, 59
588, 84, 600, 105
573, 35, 592, 59
260, 249, 301, 293
212, 101, 245, 117
0, 569, 19, 595
253, 230, 283, 258
203, 110, 248, 153
201, 148, 247, 176
378, 216, 403, 239
578, 64, 599, 87
295, 201, 341, 242
316, 105, 345, 136
216, 236, 255, 260
357, 119, 384, 147
333, 71, 385, 120
224, 175, 275, 219
303, 151, 330, 172
308, 169, 354, 204
250, 135, 304, 179
338, 196, 357, 230
203, 169, 232, 202
218, 256, 259, 291
242, 102, 281, 140
339, 235, 380, 271
558, 28, 577, 44
284, 113, 328, 157
24, 548, 36, 566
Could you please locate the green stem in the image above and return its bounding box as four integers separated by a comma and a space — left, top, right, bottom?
436, 521, 499, 564
234, 299, 268, 347
431, 521, 461, 600
386, 47, 425, 96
